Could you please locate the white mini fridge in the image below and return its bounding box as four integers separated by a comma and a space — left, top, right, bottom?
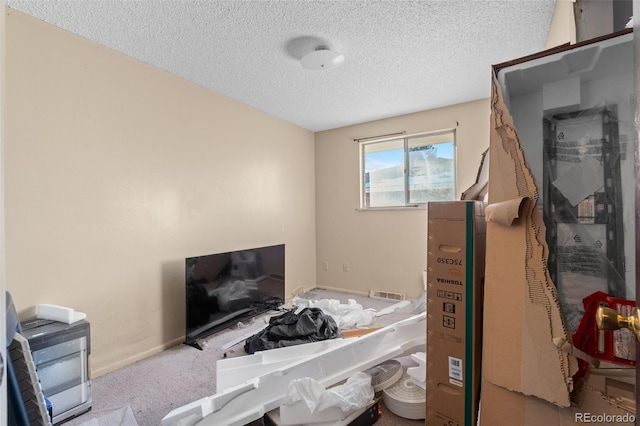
20, 319, 92, 424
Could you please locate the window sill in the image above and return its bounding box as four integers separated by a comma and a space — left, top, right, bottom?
356, 205, 426, 211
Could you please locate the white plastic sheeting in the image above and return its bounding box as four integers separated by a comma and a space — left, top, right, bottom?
280, 372, 374, 424
292, 297, 376, 329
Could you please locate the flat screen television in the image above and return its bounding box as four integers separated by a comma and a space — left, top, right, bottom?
185, 244, 285, 349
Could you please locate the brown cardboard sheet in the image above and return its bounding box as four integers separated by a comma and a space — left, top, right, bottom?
482, 72, 578, 407
484, 197, 527, 227
480, 378, 635, 426
461, 148, 489, 202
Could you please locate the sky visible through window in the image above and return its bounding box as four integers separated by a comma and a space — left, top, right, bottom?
365, 142, 454, 172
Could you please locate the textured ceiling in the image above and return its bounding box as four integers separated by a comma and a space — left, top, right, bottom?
6, 0, 557, 132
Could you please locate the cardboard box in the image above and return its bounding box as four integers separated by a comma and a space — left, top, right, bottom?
481, 29, 636, 423
426, 201, 486, 426
480, 377, 635, 426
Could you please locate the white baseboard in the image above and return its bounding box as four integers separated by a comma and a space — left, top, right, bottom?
91, 335, 184, 378
312, 285, 370, 297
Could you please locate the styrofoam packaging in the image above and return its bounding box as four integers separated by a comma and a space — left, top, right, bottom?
407, 352, 426, 390
36, 304, 86, 324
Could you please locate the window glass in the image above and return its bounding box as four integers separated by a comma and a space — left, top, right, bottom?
364, 139, 404, 207
408, 136, 455, 203
361, 131, 455, 208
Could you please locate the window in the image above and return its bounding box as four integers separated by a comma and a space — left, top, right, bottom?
360, 131, 456, 208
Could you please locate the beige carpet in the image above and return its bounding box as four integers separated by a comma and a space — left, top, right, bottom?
64, 288, 426, 426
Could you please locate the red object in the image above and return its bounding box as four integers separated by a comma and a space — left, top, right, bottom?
573, 291, 636, 367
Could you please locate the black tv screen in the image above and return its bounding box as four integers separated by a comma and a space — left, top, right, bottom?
185, 244, 285, 349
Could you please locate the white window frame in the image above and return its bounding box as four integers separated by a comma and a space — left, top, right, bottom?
358, 130, 456, 209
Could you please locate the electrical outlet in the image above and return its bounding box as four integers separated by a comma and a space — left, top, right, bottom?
343, 262, 350, 272
323, 261, 329, 271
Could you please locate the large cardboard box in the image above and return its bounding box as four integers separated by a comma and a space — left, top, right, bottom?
481, 29, 636, 424
480, 377, 635, 426
426, 201, 486, 426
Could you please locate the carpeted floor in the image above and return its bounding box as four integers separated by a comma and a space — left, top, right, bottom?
63, 289, 426, 426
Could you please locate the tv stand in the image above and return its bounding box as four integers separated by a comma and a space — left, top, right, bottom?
185, 308, 255, 350
187, 338, 208, 351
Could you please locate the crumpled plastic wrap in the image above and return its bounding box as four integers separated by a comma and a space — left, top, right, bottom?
284, 372, 374, 414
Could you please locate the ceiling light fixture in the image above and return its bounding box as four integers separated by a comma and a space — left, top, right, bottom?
301, 45, 344, 70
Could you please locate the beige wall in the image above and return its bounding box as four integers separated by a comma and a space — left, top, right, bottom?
4, 9, 316, 376
546, 0, 577, 48
314, 100, 490, 299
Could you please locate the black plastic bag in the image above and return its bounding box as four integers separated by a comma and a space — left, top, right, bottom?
244, 307, 342, 354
